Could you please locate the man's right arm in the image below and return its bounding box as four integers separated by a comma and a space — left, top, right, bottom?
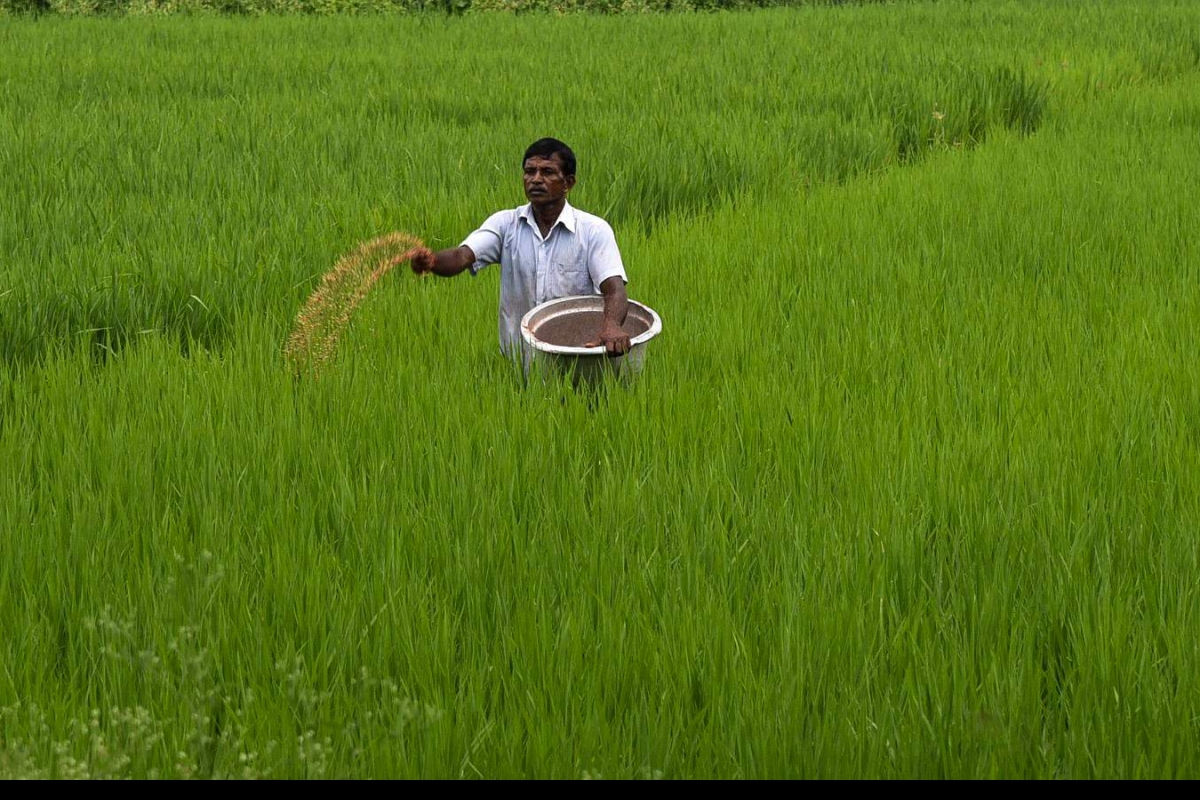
411, 245, 475, 277
413, 210, 509, 279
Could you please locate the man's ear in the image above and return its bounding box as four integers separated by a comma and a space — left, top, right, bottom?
565, 174, 577, 192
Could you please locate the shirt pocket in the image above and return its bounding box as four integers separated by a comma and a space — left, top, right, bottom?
550, 255, 594, 299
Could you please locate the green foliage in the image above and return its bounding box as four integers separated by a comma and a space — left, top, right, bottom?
3, 1, 1200, 779
2, 0, 51, 13
0, 0, 885, 15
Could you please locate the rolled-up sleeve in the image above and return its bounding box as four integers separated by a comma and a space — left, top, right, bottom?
587, 220, 627, 289
461, 210, 512, 275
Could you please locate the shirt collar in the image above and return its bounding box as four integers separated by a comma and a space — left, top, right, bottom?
519, 200, 577, 234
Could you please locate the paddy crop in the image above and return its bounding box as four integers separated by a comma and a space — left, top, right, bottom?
2, 1, 1200, 779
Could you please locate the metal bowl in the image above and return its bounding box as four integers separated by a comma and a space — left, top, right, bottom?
520, 295, 663, 383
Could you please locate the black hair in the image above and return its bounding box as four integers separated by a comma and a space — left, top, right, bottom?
523, 138, 576, 177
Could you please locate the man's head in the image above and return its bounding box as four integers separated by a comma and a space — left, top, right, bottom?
522, 138, 576, 206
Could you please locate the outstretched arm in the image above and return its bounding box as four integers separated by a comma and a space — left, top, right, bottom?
410, 245, 476, 278
592, 276, 631, 357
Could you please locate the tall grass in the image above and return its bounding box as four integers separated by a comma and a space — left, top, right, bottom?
2, 1, 1200, 778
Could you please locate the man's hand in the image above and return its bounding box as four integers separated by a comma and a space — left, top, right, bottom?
587, 321, 631, 357
410, 245, 474, 278
409, 246, 436, 275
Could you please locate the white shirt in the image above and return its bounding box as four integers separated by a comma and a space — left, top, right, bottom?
461, 200, 627, 356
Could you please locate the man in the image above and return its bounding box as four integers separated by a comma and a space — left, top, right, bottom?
409, 138, 632, 362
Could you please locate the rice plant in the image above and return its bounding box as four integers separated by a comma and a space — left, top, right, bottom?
2, 2, 1200, 779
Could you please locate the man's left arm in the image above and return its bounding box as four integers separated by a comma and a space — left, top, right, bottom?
596, 276, 631, 356
586, 221, 631, 357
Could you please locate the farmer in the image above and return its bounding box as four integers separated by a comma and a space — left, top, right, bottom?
409, 138, 632, 361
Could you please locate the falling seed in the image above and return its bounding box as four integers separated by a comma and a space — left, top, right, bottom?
284, 231, 425, 377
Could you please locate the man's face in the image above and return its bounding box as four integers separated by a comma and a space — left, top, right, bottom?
523, 154, 575, 205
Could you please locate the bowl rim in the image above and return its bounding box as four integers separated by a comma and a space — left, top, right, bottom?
520, 294, 663, 356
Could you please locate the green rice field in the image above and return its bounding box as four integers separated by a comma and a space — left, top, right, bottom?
2, 1, 1200, 778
